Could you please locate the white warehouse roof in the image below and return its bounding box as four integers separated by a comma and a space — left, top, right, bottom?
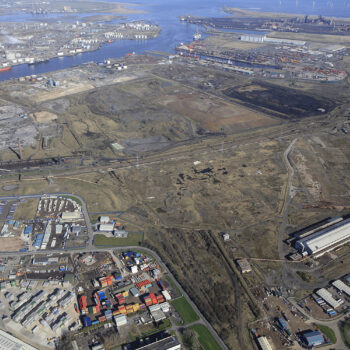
257, 337, 273, 350
316, 288, 344, 309
98, 224, 114, 232
114, 314, 127, 327
332, 280, 350, 296
0, 329, 38, 350
99, 216, 110, 223
295, 218, 350, 255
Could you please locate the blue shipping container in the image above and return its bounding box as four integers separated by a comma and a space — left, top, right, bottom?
278, 318, 289, 330
83, 316, 92, 327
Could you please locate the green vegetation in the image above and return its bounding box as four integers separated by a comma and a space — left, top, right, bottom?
165, 275, 182, 296
181, 328, 201, 349
190, 324, 221, 350
316, 324, 337, 344
14, 198, 39, 220
94, 232, 144, 246
340, 319, 350, 349
296, 271, 316, 284
61, 195, 82, 206
171, 297, 199, 325
129, 319, 171, 341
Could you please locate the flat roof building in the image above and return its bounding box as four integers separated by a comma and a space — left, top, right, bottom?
114, 314, 127, 328
61, 211, 81, 221
332, 280, 350, 296
0, 329, 38, 350
236, 259, 252, 273
99, 216, 110, 223
135, 336, 181, 350
98, 224, 114, 232
295, 217, 350, 256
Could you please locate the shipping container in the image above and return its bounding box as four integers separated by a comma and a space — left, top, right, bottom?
82, 316, 92, 327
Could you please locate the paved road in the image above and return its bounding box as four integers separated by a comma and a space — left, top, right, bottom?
0, 242, 228, 350
289, 298, 348, 350
0, 193, 95, 249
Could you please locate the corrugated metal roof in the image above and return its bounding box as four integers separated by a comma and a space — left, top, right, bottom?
332, 280, 350, 296
296, 218, 350, 254
257, 337, 273, 350
303, 331, 324, 346
316, 288, 344, 309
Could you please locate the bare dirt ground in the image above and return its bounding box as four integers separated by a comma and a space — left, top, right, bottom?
157, 90, 277, 132
0, 238, 25, 252
33, 83, 95, 103
31, 111, 57, 123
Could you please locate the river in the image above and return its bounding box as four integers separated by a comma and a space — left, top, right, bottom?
0, 0, 349, 81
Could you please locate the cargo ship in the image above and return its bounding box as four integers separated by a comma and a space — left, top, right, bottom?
193, 28, 201, 41
0, 66, 11, 72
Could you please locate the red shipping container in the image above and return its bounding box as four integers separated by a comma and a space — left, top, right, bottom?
99, 316, 107, 322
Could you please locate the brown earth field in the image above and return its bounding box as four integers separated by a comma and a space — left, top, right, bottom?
1, 125, 350, 348
0, 237, 25, 252
155, 91, 277, 132
1, 59, 350, 349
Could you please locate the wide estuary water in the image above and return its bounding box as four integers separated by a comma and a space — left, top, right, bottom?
0, 0, 349, 81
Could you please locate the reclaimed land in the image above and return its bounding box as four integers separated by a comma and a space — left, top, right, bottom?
94, 232, 144, 246
223, 82, 335, 120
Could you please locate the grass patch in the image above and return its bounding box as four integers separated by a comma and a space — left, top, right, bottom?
61, 195, 82, 206
165, 275, 182, 296
128, 319, 172, 341
171, 297, 199, 325
94, 232, 144, 246
340, 319, 350, 349
296, 271, 316, 284
315, 324, 337, 344
190, 324, 221, 350
14, 198, 38, 220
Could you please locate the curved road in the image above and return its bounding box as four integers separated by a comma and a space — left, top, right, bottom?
289, 298, 348, 350
0, 193, 228, 349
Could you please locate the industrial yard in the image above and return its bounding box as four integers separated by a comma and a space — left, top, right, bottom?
0, 20, 160, 69
0, 194, 88, 252
183, 7, 350, 35
0, 248, 199, 350
0, 1, 350, 349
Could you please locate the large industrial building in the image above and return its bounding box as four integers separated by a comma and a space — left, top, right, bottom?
301, 331, 325, 348
316, 288, 344, 309
332, 280, 350, 296
135, 335, 181, 350
0, 329, 37, 350
294, 217, 350, 257
240, 34, 306, 46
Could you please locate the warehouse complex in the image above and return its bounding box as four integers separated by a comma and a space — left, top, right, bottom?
294, 216, 350, 257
